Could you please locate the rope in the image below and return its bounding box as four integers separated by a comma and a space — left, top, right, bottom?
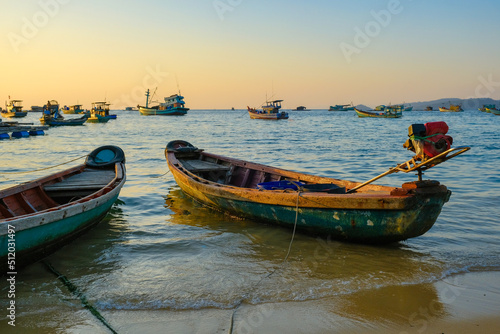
410, 133, 444, 144
43, 261, 118, 334
228, 189, 301, 334
0, 155, 88, 174
150, 169, 170, 178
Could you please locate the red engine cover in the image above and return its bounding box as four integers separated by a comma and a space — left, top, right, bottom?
423, 122, 453, 157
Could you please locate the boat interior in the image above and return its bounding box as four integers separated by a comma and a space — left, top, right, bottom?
0, 167, 118, 219
174, 151, 355, 193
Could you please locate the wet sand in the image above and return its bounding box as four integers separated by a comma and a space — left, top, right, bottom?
106, 271, 500, 334
3, 270, 498, 333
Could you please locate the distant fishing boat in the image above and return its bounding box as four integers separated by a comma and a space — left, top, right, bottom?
40, 100, 87, 126
44, 100, 60, 114
329, 104, 354, 111
138, 89, 189, 116
293, 106, 310, 111
404, 106, 413, 111
479, 104, 496, 112
354, 106, 402, 118
486, 107, 500, 115
2, 100, 28, 118
248, 100, 289, 120
62, 104, 86, 114
40, 114, 88, 126
87, 102, 114, 122
425, 106, 434, 111
165, 132, 469, 243
86, 112, 110, 123
0, 146, 126, 268
31, 106, 44, 112
439, 104, 463, 112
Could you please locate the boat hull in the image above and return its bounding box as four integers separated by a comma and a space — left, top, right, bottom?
0, 191, 120, 268
485, 108, 500, 115
354, 108, 402, 118
248, 111, 289, 119
439, 107, 463, 112
1, 111, 28, 118
87, 114, 110, 123
0, 147, 126, 268
40, 116, 88, 126
165, 142, 450, 243
139, 107, 188, 116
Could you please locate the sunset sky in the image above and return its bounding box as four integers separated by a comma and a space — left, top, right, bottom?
1, 0, 500, 109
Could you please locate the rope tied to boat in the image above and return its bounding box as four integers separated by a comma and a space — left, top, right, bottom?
150, 169, 170, 178
0, 154, 88, 174
228, 188, 302, 334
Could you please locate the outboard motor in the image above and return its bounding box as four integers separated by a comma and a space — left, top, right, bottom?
404, 121, 453, 160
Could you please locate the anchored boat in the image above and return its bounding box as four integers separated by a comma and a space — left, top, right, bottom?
40, 100, 87, 126
62, 104, 87, 115
248, 100, 289, 120
329, 104, 354, 111
439, 104, 463, 112
2, 100, 28, 118
486, 107, 500, 115
138, 89, 189, 116
165, 123, 469, 243
354, 106, 402, 118
0, 146, 126, 269
87, 102, 113, 123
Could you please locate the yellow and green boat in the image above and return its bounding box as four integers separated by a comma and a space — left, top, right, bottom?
165, 138, 469, 244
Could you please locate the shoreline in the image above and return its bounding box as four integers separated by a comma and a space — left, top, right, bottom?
3, 270, 498, 333
106, 270, 500, 334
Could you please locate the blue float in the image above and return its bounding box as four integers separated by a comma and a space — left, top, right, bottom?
0, 133, 10, 140
11, 131, 30, 138
29, 130, 45, 136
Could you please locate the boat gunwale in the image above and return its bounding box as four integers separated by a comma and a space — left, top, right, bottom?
166, 150, 427, 210
0, 163, 125, 227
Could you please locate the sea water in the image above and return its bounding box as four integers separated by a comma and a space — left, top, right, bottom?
0, 109, 499, 330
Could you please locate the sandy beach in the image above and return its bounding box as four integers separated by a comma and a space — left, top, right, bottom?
106, 271, 500, 334
3, 270, 499, 334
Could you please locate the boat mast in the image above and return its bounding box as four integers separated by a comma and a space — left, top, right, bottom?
145, 89, 150, 108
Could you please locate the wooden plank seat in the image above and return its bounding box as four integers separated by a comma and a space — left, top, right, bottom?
44, 169, 116, 192
179, 159, 230, 173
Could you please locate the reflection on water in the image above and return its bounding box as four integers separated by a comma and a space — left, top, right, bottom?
156, 187, 451, 308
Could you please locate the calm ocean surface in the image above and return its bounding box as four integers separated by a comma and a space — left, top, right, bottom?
1, 109, 499, 331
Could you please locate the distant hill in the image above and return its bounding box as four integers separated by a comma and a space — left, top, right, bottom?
354, 104, 371, 110
397, 98, 499, 111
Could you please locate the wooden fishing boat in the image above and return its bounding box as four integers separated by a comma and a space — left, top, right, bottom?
329, 104, 354, 111
0, 146, 126, 268
138, 89, 189, 116
165, 132, 469, 243
90, 101, 116, 120
87, 113, 110, 123
293, 106, 310, 111
2, 100, 28, 118
248, 100, 289, 120
486, 107, 500, 115
40, 114, 88, 126
439, 104, 463, 112
354, 107, 402, 118
62, 104, 86, 114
